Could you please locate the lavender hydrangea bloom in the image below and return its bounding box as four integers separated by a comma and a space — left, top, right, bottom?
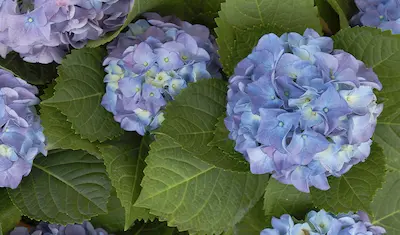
101, 13, 221, 135
261, 210, 386, 235
0, 69, 46, 189
10, 221, 111, 235
0, 0, 134, 63
226, 29, 383, 193
351, 0, 400, 34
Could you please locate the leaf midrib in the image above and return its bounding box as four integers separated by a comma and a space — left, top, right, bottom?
32, 163, 104, 211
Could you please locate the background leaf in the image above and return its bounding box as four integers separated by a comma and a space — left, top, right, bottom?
42, 47, 123, 142
99, 133, 154, 230
87, 0, 225, 47
0, 189, 21, 235
0, 52, 57, 85
40, 85, 101, 157
126, 219, 187, 235
315, 0, 340, 35
225, 198, 268, 235
91, 188, 125, 232
216, 0, 322, 75
8, 150, 111, 224
325, 0, 358, 29
264, 178, 313, 223
310, 144, 385, 214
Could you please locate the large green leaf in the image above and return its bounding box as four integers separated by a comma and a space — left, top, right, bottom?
310, 144, 385, 214
0, 189, 21, 235
40, 85, 101, 157
91, 188, 125, 232
135, 135, 268, 234
99, 133, 154, 231
155, 79, 249, 172
135, 79, 269, 234
87, 0, 225, 48
264, 178, 313, 223
0, 52, 57, 85
42, 47, 123, 142
215, 0, 322, 75
325, 0, 358, 29
8, 150, 111, 224
371, 171, 400, 234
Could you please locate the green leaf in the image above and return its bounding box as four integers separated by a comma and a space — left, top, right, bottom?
155, 79, 249, 172
325, 0, 357, 29
40, 85, 101, 157
0, 189, 21, 235
264, 178, 313, 224
156, 79, 228, 155
216, 0, 322, 75
371, 171, 400, 234
209, 114, 239, 155
87, 0, 225, 48
91, 188, 125, 232
310, 143, 386, 214
315, 0, 340, 35
126, 219, 186, 235
135, 134, 269, 234
8, 150, 111, 224
0, 52, 57, 85
42, 47, 123, 142
226, 198, 268, 235
99, 133, 154, 231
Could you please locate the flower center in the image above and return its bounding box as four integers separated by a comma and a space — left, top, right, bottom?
149, 92, 154, 97
181, 55, 188, 61
284, 91, 289, 97
323, 107, 329, 113
144, 62, 149, 66
27, 17, 34, 23
164, 57, 169, 63
278, 121, 284, 127
301, 134, 307, 139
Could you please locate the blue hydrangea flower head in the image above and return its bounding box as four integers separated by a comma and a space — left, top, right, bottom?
261, 210, 386, 235
0, 69, 46, 189
352, 0, 400, 34
0, 0, 134, 63
102, 13, 221, 135
226, 29, 383, 192
10, 221, 111, 235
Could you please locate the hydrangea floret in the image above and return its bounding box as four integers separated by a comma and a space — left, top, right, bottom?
225, 29, 383, 192
101, 13, 221, 135
351, 0, 400, 34
0, 69, 46, 189
261, 210, 386, 235
0, 0, 134, 63
10, 221, 111, 235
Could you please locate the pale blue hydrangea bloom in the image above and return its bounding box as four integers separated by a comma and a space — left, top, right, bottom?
352, 0, 400, 34
0, 0, 134, 63
226, 29, 383, 192
10, 221, 110, 235
101, 13, 221, 135
261, 210, 386, 235
0, 69, 46, 189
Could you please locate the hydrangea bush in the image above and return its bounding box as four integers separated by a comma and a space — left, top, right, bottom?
0, 0, 134, 63
261, 210, 386, 235
10, 221, 111, 235
0, 69, 46, 189
101, 13, 221, 135
2, 0, 400, 234
352, 0, 400, 34
225, 29, 383, 192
